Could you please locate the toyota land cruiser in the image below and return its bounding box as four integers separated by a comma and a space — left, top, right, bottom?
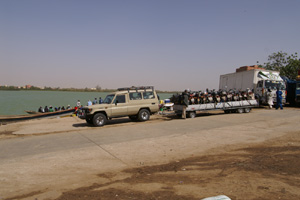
78, 86, 159, 127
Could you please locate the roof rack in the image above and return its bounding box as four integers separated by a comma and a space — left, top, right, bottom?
117, 86, 154, 92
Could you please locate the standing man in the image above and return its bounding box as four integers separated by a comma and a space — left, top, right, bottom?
182, 89, 189, 119
267, 89, 273, 109
99, 97, 103, 104
76, 100, 81, 107
93, 98, 98, 105
276, 87, 283, 110
87, 100, 92, 106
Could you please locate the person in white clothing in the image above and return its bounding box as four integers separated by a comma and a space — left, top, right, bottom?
267, 89, 273, 109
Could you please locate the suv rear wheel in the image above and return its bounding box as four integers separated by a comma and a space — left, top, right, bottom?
93, 113, 107, 127
138, 109, 150, 121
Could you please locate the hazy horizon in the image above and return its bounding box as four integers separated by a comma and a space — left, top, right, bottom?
1, 0, 299, 91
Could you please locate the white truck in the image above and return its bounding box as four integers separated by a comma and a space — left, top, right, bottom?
219, 68, 286, 105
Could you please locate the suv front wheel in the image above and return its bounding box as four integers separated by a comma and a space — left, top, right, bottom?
138, 109, 150, 122
93, 113, 107, 127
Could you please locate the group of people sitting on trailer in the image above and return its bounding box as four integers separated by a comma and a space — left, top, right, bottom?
38, 105, 72, 113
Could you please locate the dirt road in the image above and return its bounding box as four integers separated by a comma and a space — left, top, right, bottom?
0, 108, 300, 200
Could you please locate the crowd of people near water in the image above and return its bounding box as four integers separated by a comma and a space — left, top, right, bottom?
37, 97, 105, 113
83, 97, 104, 107
38, 105, 72, 113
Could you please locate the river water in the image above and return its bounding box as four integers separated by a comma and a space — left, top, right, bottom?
0, 90, 174, 115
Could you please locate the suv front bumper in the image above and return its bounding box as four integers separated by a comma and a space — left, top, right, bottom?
77, 108, 91, 119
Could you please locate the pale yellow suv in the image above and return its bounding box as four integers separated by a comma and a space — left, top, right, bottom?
78, 86, 159, 126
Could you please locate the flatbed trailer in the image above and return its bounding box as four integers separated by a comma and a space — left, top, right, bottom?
173, 100, 258, 118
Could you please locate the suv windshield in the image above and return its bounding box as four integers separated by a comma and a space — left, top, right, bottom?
265, 80, 286, 90
103, 94, 115, 104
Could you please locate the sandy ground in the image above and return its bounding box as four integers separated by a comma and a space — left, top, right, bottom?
0, 108, 300, 200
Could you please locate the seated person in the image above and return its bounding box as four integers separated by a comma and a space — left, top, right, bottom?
38, 106, 44, 113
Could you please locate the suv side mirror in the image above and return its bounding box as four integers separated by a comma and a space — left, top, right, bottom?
115, 100, 118, 105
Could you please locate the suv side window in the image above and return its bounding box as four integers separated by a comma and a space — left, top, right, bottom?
113, 95, 126, 104
129, 92, 142, 100
143, 91, 155, 99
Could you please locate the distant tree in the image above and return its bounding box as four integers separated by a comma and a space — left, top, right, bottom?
29, 86, 41, 90
263, 51, 300, 80
8, 86, 18, 90
44, 86, 53, 90
96, 85, 102, 91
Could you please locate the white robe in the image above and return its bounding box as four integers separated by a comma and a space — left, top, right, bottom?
267, 92, 273, 106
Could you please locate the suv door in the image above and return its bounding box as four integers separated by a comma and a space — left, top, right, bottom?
128, 92, 143, 115
111, 94, 128, 117
143, 91, 159, 112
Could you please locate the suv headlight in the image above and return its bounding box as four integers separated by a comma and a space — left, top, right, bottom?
82, 108, 92, 114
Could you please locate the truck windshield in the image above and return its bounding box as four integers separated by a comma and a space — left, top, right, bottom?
265, 80, 286, 90
103, 94, 115, 104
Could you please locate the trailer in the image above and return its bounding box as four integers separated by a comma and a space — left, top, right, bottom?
173, 100, 258, 118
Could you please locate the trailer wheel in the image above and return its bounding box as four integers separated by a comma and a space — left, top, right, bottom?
244, 108, 251, 113
188, 111, 196, 118
237, 108, 244, 114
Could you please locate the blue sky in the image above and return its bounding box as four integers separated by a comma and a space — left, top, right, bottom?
1, 0, 299, 91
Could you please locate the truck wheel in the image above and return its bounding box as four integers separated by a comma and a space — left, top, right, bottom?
138, 109, 150, 121
244, 108, 251, 113
188, 111, 196, 118
224, 110, 230, 114
93, 113, 107, 127
237, 108, 244, 113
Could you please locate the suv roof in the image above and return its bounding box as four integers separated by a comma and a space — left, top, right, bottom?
117, 86, 154, 92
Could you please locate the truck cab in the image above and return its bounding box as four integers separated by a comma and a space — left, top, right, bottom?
256, 79, 286, 105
